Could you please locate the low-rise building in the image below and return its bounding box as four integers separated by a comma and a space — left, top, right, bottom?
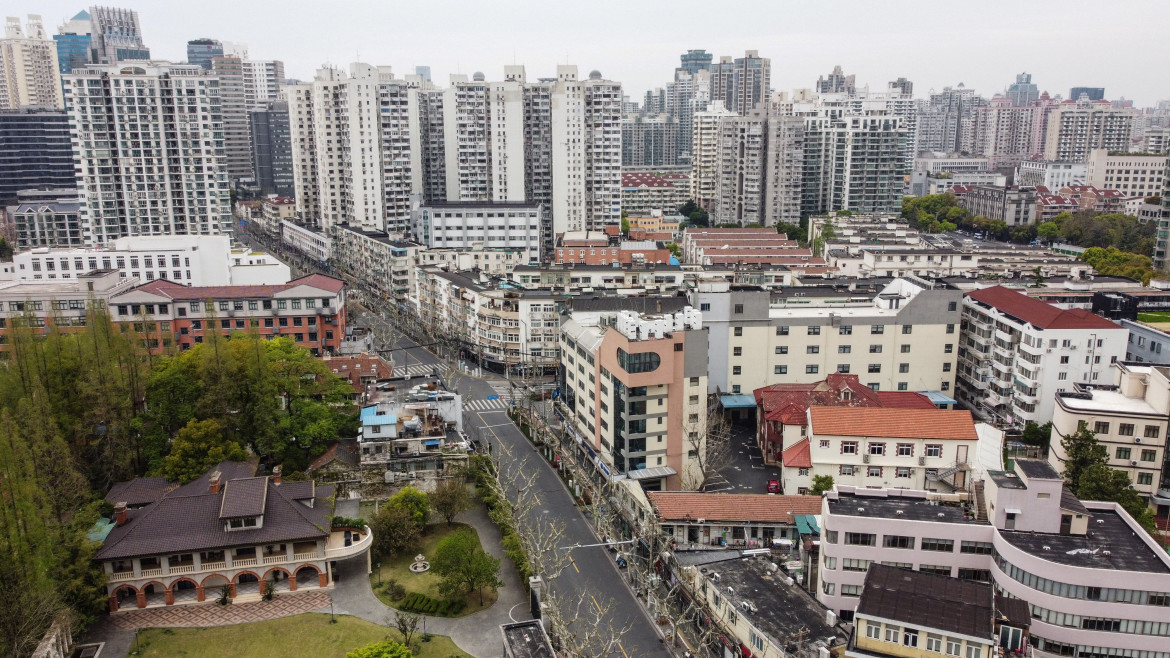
558, 297, 707, 490
257, 196, 296, 238
555, 232, 673, 266
321, 352, 394, 400
1086, 149, 1169, 199
681, 227, 810, 266
97, 461, 370, 611
620, 172, 688, 215
646, 492, 822, 548
907, 171, 1007, 197
1057, 185, 1129, 214
281, 221, 331, 264
1015, 159, 1088, 190
1048, 362, 1169, 505
510, 263, 684, 295
412, 202, 541, 264
817, 459, 1170, 657
692, 278, 961, 396
109, 274, 347, 356
358, 396, 467, 482
0, 268, 135, 353
957, 285, 1127, 428
848, 565, 1030, 658
1121, 318, 1170, 363
958, 185, 1038, 226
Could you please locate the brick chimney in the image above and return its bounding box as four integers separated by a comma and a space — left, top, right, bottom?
209, 470, 222, 494
114, 501, 128, 526
272, 465, 282, 485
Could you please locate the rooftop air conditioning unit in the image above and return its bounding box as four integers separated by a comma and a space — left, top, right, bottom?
862, 454, 870, 463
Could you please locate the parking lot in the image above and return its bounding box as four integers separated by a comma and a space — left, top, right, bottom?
705, 417, 783, 494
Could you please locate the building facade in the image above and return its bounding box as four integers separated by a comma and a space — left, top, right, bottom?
1043, 100, 1137, 162
248, 100, 294, 197
411, 202, 541, 263
0, 15, 64, 110
0, 109, 75, 205
1085, 149, 1168, 199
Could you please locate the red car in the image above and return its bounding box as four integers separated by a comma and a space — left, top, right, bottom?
767, 479, 780, 494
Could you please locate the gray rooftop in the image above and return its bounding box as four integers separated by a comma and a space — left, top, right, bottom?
987, 470, 1028, 490
828, 492, 980, 524
500, 621, 555, 658
999, 509, 1170, 573
1015, 459, 1061, 480
568, 295, 688, 313
857, 565, 994, 639
218, 477, 269, 518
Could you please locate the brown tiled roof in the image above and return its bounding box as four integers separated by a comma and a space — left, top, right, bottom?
809, 407, 978, 440
873, 391, 937, 409
96, 474, 334, 561
780, 439, 812, 469
131, 273, 345, 301
105, 476, 176, 508
858, 565, 993, 638
306, 439, 360, 473
647, 492, 822, 523
288, 273, 346, 293
219, 477, 269, 519
967, 286, 1120, 330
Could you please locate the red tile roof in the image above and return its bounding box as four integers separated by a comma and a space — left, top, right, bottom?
966, 285, 1119, 330
133, 274, 345, 301
781, 438, 812, 469
647, 492, 822, 523
755, 373, 883, 424
289, 273, 346, 293
809, 407, 978, 441
873, 391, 937, 409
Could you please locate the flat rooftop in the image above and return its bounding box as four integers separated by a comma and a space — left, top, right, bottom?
703, 555, 846, 648
828, 492, 981, 525
500, 621, 555, 658
987, 470, 1027, 490
999, 508, 1170, 573
1055, 387, 1161, 417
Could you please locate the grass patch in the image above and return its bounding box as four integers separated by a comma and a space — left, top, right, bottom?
1138, 311, 1170, 323
369, 522, 498, 617
133, 612, 471, 658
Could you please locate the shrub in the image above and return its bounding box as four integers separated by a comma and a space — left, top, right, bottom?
331, 515, 366, 529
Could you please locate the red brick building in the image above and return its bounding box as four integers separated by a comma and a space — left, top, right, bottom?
110, 274, 347, 355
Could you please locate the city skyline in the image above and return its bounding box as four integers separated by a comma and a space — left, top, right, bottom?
15, 0, 1170, 106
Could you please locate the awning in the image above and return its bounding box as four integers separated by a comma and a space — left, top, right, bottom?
719, 394, 757, 409
922, 390, 958, 406
626, 466, 677, 480
424, 439, 440, 447
1005, 508, 1022, 515
794, 514, 820, 536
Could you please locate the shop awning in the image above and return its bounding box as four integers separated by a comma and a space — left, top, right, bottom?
719, 394, 757, 409
922, 390, 958, 406
626, 466, 677, 480
424, 439, 440, 447
794, 514, 820, 536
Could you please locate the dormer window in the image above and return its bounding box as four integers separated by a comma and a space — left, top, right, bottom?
228, 517, 258, 530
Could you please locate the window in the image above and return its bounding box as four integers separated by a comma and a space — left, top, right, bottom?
965, 645, 981, 658
838, 345, 851, 353
824, 530, 838, 544
869, 345, 882, 353
869, 442, 885, 455
925, 444, 942, 458
819, 440, 830, 448
895, 466, 911, 478
807, 345, 820, 354
733, 347, 743, 356
617, 348, 660, 374
1118, 423, 1135, 436
840, 465, 856, 476
733, 366, 742, 375
884, 535, 915, 549
775, 346, 788, 354
1141, 449, 1157, 462
733, 327, 743, 336
903, 629, 918, 648
838, 364, 851, 373
1138, 472, 1154, 485
841, 441, 858, 454
845, 532, 875, 546
1145, 425, 1161, 438
868, 364, 881, 373
822, 582, 835, 595
944, 343, 954, 354
946, 639, 962, 656
840, 326, 853, 335
843, 558, 871, 571
1116, 447, 1132, 460
867, 465, 882, 477
960, 541, 994, 555
1060, 355, 1070, 364
733, 304, 744, 314
774, 365, 787, 374
927, 635, 943, 653
872, 325, 885, 334
841, 585, 862, 597
806, 365, 819, 374
922, 537, 954, 552
946, 323, 955, 334
900, 345, 911, 353
1093, 421, 1110, 434
776, 326, 789, 336
885, 626, 900, 643
866, 623, 881, 640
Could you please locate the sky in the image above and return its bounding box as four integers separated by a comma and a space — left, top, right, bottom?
24, 0, 1170, 106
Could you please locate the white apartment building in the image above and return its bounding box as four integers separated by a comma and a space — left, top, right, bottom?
9, 235, 289, 286
957, 285, 1128, 429
0, 15, 63, 110
559, 298, 708, 490
971, 95, 1057, 167
818, 460, 1170, 658
442, 72, 526, 203
1043, 99, 1138, 162
1086, 149, 1169, 199
65, 62, 232, 243
797, 407, 981, 494
549, 66, 623, 236
1015, 159, 1088, 189
1142, 126, 1170, 155
411, 203, 541, 263
692, 278, 962, 396
241, 59, 284, 110
691, 100, 736, 210
1049, 363, 1169, 503
280, 221, 331, 263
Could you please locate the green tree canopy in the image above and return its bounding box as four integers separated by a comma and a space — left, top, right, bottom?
159, 419, 247, 484
808, 475, 834, 496
345, 640, 413, 658
1020, 421, 1052, 450
369, 502, 421, 560
430, 479, 473, 525
1059, 426, 1108, 488
432, 528, 502, 604
387, 485, 430, 527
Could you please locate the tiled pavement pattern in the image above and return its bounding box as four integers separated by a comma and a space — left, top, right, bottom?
105, 590, 331, 629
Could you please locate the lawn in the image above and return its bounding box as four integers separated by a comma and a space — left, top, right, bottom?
133, 613, 471, 658
1138, 311, 1170, 324
369, 522, 498, 616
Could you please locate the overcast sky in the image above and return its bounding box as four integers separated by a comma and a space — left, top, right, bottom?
25, 0, 1170, 106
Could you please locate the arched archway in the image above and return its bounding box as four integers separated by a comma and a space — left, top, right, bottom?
169, 577, 200, 604
263, 567, 294, 592
294, 564, 323, 590
201, 573, 230, 600
234, 570, 262, 597
141, 581, 167, 607
110, 584, 140, 612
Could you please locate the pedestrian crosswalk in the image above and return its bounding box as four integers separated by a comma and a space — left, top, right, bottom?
393, 363, 437, 379
465, 397, 509, 412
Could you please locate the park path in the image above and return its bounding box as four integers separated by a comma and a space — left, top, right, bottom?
327, 502, 531, 658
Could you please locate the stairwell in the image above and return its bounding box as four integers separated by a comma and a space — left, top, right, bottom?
973, 480, 987, 522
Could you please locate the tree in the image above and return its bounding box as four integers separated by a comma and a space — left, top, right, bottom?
665, 242, 681, 259
430, 479, 473, 525
431, 528, 501, 604
1076, 463, 1158, 536
680, 411, 733, 491
0, 237, 13, 260
390, 610, 422, 648
1030, 266, 1046, 288
1020, 421, 1053, 450
1059, 427, 1108, 489
620, 213, 630, 235
345, 640, 413, 658
159, 419, 246, 484
1037, 221, 1061, 243
808, 475, 834, 496
369, 503, 421, 559
387, 485, 430, 527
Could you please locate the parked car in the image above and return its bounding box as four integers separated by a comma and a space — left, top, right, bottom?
767, 479, 781, 494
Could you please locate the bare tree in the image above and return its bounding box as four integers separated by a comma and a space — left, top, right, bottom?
390, 609, 422, 647
681, 407, 734, 491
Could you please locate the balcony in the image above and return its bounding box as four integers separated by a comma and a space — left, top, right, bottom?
139, 567, 163, 578
324, 526, 373, 560
232, 557, 258, 567
168, 564, 195, 574
110, 571, 135, 582
262, 554, 288, 565
201, 561, 226, 571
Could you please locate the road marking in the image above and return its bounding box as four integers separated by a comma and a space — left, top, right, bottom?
569, 555, 580, 573
590, 594, 603, 614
